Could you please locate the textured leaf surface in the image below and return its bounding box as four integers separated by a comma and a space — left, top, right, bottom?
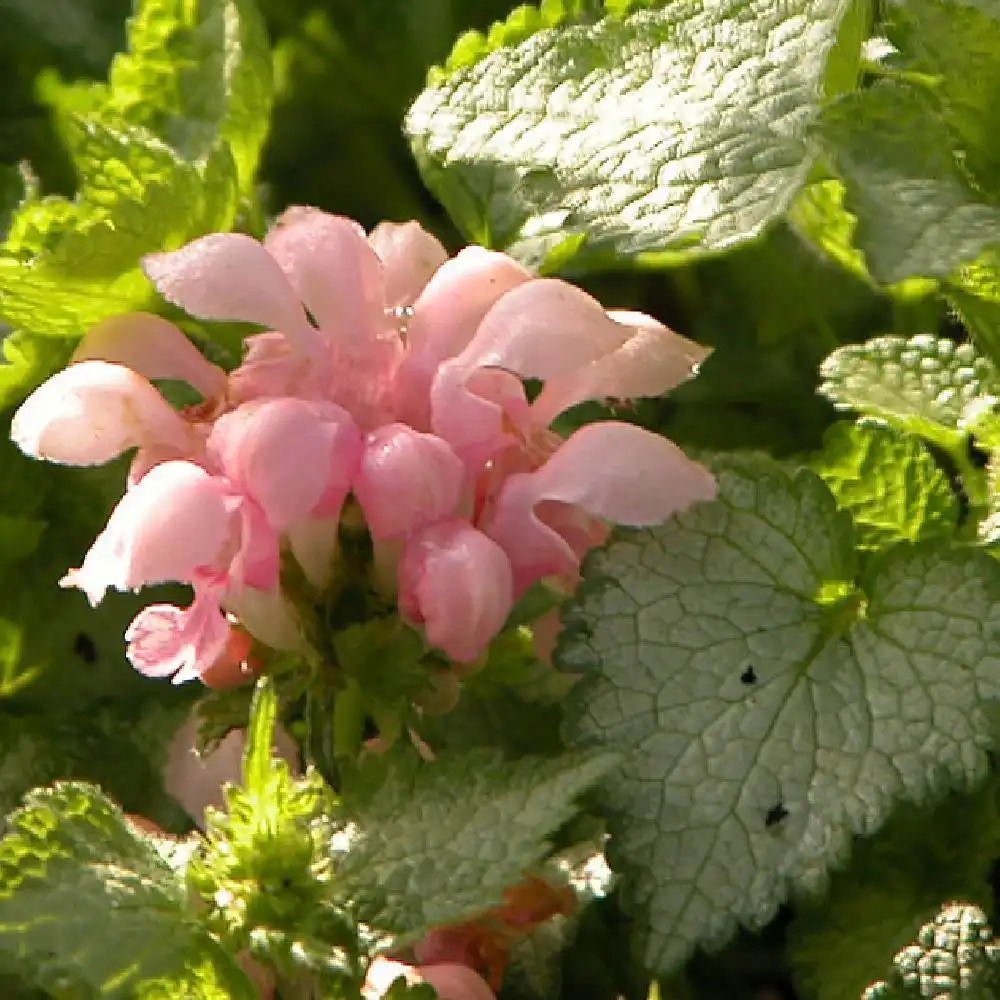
948, 251, 1000, 367
789, 776, 1000, 1000
406, 0, 852, 268
818, 334, 998, 452
0, 0, 271, 408
562, 454, 1000, 974
41, 0, 271, 194
811, 422, 958, 550
885, 0, 1000, 192
0, 782, 254, 998
335, 749, 615, 936
819, 82, 1000, 284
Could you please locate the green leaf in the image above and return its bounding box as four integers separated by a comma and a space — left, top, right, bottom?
885, 0, 1000, 193
818, 334, 998, 454
787, 180, 938, 302
40, 0, 272, 196
810, 421, 959, 550
406, 0, 855, 269
0, 782, 255, 998
948, 251, 1000, 367
0, 0, 272, 407
789, 775, 1000, 1000
861, 903, 1000, 1000
561, 453, 1000, 975
819, 81, 1000, 284
335, 749, 616, 936
0, 127, 236, 335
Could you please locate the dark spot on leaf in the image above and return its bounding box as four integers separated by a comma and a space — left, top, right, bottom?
361, 715, 379, 741
765, 802, 789, 828
73, 632, 97, 664
740, 665, 757, 685
968, 436, 990, 469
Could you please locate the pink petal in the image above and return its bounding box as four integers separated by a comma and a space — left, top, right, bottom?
399, 519, 514, 662
486, 422, 717, 588
394, 247, 531, 429
531, 310, 710, 425
419, 966, 498, 1000
71, 312, 227, 400
142, 233, 312, 338
264, 207, 385, 340
430, 280, 633, 462
368, 220, 448, 308
11, 360, 196, 466
231, 498, 280, 591
354, 424, 465, 540
227, 331, 325, 404
125, 583, 231, 684
60, 461, 238, 605
208, 399, 361, 530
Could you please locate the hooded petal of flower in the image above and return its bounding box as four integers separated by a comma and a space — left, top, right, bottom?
208, 398, 361, 531
61, 461, 238, 605
393, 247, 531, 429
399, 519, 514, 662
530, 309, 710, 425
486, 422, 717, 588
264, 207, 385, 341
72, 312, 227, 401
431, 280, 634, 462
368, 220, 448, 309
11, 360, 197, 466
143, 233, 314, 344
354, 423, 465, 540
125, 581, 232, 684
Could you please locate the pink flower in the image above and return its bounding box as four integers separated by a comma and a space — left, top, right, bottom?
485, 422, 718, 593
399, 519, 514, 663
354, 423, 465, 540
60, 461, 247, 605
12, 206, 716, 682
10, 360, 199, 468
207, 398, 362, 531
363, 960, 496, 1000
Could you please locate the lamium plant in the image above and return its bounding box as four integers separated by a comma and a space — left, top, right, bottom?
5, 1, 1000, 999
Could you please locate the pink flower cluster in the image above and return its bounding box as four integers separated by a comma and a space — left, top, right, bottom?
12, 209, 715, 683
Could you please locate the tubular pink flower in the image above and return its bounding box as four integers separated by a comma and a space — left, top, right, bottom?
11, 360, 197, 466
430, 280, 636, 464
399, 519, 514, 662
60, 461, 240, 606
530, 309, 710, 426
264, 207, 386, 341
354, 423, 465, 540
125, 579, 232, 684
394, 247, 531, 430
486, 422, 718, 590
142, 233, 320, 353
71, 312, 227, 401
363, 960, 497, 1000
207, 398, 362, 531
368, 219, 449, 309
419, 965, 498, 1000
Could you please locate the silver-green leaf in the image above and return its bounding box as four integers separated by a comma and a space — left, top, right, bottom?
406, 0, 855, 269
562, 454, 1000, 974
